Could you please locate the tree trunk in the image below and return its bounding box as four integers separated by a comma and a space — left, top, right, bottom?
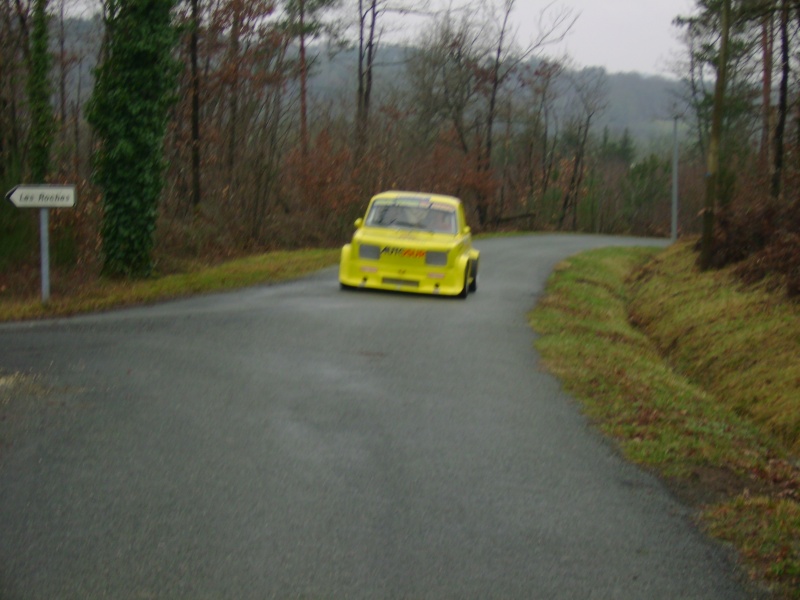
759, 12, 773, 168
356, 0, 377, 161
299, 0, 308, 159
558, 117, 590, 231
228, 0, 241, 184
700, 0, 730, 270
58, 0, 67, 130
477, 0, 512, 227
483, 1, 511, 173
770, 0, 789, 199
190, 0, 201, 207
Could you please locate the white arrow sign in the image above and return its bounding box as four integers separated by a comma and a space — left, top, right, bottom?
6, 184, 76, 208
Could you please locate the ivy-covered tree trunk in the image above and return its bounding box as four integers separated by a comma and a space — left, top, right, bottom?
87, 0, 179, 278
28, 0, 54, 182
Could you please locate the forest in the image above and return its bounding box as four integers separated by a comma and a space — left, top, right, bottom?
0, 0, 798, 294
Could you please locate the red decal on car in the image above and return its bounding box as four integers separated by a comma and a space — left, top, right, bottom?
381, 247, 426, 259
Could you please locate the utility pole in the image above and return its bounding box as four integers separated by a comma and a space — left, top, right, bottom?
672, 112, 680, 242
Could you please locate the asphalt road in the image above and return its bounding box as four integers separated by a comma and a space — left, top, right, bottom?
0, 235, 760, 599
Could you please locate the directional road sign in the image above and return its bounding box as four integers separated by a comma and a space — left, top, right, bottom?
5, 183, 77, 302
6, 185, 76, 208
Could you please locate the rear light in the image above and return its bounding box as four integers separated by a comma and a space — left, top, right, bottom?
359, 244, 380, 260
425, 251, 447, 266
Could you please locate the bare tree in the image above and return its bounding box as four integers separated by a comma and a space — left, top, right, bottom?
190, 0, 201, 206
203, 0, 280, 199
407, 13, 481, 153
758, 5, 773, 167
355, 0, 379, 158
351, 0, 432, 163
507, 59, 564, 227
227, 0, 242, 181
280, 0, 340, 159
473, 0, 575, 225
406, 0, 575, 225
557, 68, 607, 231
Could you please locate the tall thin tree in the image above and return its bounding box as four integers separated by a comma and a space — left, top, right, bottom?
282, 0, 339, 158
190, 0, 201, 207
355, 0, 378, 160
700, 0, 731, 270
770, 0, 788, 199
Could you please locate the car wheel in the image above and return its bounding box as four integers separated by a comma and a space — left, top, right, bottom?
468, 262, 478, 293
458, 268, 469, 299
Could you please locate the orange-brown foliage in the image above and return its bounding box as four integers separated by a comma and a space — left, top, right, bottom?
707, 187, 800, 298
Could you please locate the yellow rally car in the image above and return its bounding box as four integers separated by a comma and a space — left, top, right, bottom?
339, 191, 480, 298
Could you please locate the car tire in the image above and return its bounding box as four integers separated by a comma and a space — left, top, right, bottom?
468, 262, 478, 293
458, 269, 469, 299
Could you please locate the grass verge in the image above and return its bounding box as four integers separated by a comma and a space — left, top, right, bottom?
529, 241, 799, 598
0, 249, 340, 322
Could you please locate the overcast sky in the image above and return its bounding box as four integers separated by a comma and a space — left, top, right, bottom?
395, 0, 698, 77
68, 0, 696, 78
507, 0, 696, 77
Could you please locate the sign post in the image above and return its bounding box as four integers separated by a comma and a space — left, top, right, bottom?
5, 184, 76, 303
40, 207, 50, 301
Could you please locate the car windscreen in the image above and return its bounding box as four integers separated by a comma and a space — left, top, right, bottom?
365, 198, 457, 234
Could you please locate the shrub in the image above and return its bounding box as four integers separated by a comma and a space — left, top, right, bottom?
705, 195, 800, 298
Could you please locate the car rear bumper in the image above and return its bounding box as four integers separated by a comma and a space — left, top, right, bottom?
339, 245, 468, 296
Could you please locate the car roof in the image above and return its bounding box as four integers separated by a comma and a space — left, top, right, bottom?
370, 190, 462, 208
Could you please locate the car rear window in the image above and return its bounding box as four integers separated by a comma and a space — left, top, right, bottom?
365, 198, 457, 234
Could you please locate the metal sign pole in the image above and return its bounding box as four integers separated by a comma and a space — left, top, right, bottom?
40, 207, 50, 303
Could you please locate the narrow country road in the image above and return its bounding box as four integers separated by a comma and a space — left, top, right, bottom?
0, 235, 759, 599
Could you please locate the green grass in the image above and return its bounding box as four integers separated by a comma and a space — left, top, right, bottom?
0, 248, 340, 322
629, 242, 800, 456
529, 241, 800, 598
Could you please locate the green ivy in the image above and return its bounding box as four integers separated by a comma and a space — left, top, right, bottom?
28, 0, 55, 183
86, 0, 180, 278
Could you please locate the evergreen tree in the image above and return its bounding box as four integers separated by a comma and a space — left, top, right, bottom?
87, 0, 180, 277
281, 0, 340, 159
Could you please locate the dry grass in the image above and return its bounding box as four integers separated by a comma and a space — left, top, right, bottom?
529, 242, 800, 598
629, 240, 800, 456
0, 249, 340, 322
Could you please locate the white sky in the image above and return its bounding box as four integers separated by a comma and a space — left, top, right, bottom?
65, 0, 696, 78
508, 0, 697, 77
402, 0, 698, 77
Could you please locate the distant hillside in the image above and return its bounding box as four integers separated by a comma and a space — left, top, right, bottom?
55, 18, 681, 152
306, 45, 681, 151
602, 72, 681, 148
